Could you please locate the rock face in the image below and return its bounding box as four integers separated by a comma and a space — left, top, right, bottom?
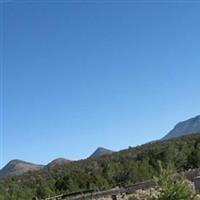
47, 158, 71, 167
163, 115, 200, 140
0, 160, 43, 179
90, 147, 114, 158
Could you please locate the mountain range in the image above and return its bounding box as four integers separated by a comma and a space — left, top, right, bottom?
0, 147, 112, 179
1, 115, 200, 180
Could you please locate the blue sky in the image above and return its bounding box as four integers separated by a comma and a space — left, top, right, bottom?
0, 1, 200, 168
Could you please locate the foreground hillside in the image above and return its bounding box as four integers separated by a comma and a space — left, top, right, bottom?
0, 133, 200, 200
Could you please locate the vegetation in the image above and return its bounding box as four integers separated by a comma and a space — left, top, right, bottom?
154, 162, 198, 200
0, 133, 200, 200
128, 162, 200, 200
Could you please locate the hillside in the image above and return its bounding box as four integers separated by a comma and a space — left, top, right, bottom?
1, 133, 200, 200
163, 115, 200, 140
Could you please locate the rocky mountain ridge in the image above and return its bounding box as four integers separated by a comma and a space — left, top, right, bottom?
163, 115, 200, 140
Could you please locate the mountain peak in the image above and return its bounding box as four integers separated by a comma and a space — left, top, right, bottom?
0, 160, 43, 179
163, 115, 200, 140
47, 158, 71, 167
90, 147, 114, 158
96, 147, 109, 151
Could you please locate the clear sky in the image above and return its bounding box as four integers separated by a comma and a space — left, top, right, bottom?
0, 0, 200, 168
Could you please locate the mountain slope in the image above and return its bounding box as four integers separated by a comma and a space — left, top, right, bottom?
162, 115, 200, 140
90, 147, 114, 158
0, 160, 43, 179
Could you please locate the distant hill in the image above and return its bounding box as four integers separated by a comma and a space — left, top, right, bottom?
90, 147, 114, 158
0, 160, 43, 179
47, 158, 71, 167
162, 115, 200, 140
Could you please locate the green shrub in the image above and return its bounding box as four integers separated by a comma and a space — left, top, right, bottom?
154, 161, 198, 200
